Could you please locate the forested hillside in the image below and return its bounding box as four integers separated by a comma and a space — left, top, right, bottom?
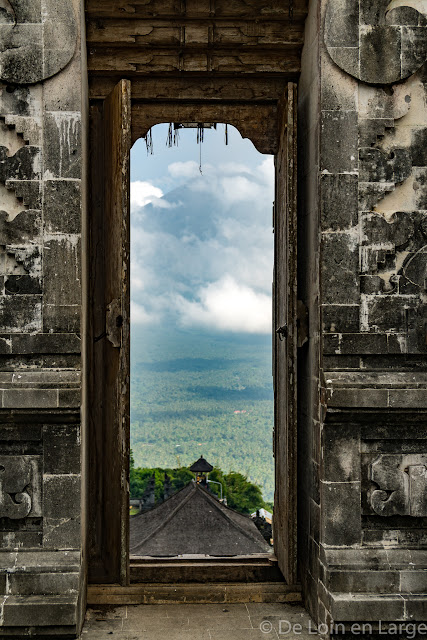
130, 327, 275, 502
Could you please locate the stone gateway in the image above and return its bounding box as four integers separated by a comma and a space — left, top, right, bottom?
0, 0, 425, 636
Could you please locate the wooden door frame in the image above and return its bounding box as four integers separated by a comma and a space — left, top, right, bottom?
87, 82, 298, 587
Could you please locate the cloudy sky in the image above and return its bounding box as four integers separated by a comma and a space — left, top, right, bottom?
131, 124, 274, 335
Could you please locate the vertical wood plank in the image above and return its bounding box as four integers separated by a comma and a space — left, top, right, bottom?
273, 81, 298, 585
103, 79, 131, 586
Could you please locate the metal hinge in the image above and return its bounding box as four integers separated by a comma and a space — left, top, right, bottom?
276, 325, 288, 341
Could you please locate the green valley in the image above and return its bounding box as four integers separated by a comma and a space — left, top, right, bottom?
130, 327, 274, 502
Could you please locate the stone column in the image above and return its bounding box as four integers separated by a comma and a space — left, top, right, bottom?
0, 0, 86, 636
302, 0, 427, 628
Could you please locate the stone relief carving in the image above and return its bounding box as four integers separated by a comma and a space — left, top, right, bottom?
0, 0, 77, 84
349, 56, 427, 338
0, 115, 42, 308
0, 455, 33, 519
370, 453, 427, 516
325, 0, 427, 84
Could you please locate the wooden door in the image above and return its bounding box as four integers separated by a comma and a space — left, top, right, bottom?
88, 79, 131, 585
273, 82, 298, 585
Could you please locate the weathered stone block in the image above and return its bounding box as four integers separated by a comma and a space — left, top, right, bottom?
310, 498, 320, 543
43, 424, 80, 475
329, 593, 405, 622
321, 481, 361, 546
0, 146, 41, 183
402, 26, 427, 79
361, 295, 411, 333
6, 180, 42, 210
43, 475, 80, 520
327, 387, 388, 408
5, 275, 42, 295
43, 237, 81, 306
321, 233, 359, 304
320, 174, 358, 231
359, 0, 388, 25
404, 595, 427, 620
328, 570, 400, 594
43, 303, 81, 334
10, 333, 81, 354
359, 147, 411, 184
359, 181, 394, 212
322, 424, 360, 483
411, 127, 427, 167
7, 1, 42, 25
0, 531, 42, 548
3, 389, 57, 409
389, 389, 427, 409
321, 53, 358, 112
5, 244, 42, 278
321, 111, 358, 173
58, 389, 81, 408
43, 112, 81, 179
7, 571, 79, 596
322, 305, 359, 333
400, 570, 427, 593
2, 595, 77, 627
360, 25, 402, 84
324, 0, 359, 48
43, 180, 81, 235
0, 210, 41, 245
0, 296, 42, 333
0, 25, 43, 84
358, 118, 394, 147
43, 516, 81, 549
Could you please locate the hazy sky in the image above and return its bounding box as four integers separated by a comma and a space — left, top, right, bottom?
130, 124, 274, 335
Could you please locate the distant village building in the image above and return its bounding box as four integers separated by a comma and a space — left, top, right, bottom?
189, 455, 213, 487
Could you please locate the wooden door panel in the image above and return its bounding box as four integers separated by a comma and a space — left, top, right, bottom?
273, 82, 297, 585
88, 79, 131, 585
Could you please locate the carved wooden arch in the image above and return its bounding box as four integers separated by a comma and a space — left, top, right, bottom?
131, 102, 279, 154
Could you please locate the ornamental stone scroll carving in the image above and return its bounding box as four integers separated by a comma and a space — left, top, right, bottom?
0, 455, 33, 519
370, 453, 427, 516
0, 0, 77, 84
325, 0, 427, 84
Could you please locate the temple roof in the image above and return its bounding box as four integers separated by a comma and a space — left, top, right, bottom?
189, 456, 213, 473
130, 481, 271, 557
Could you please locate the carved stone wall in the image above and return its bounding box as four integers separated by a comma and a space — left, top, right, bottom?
0, 0, 84, 636
306, 0, 427, 629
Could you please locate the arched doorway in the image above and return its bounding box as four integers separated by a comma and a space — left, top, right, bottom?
87, 80, 298, 590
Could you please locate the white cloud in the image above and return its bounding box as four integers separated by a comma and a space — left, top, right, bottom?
130, 149, 275, 334
131, 181, 164, 209
131, 301, 156, 325
131, 181, 178, 210
168, 161, 201, 179
175, 276, 271, 334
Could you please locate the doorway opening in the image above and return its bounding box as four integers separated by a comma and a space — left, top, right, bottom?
87, 82, 297, 592
129, 123, 275, 561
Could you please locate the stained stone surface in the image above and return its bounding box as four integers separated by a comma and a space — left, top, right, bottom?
325, 0, 427, 84
298, 0, 427, 630
0, 0, 77, 84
